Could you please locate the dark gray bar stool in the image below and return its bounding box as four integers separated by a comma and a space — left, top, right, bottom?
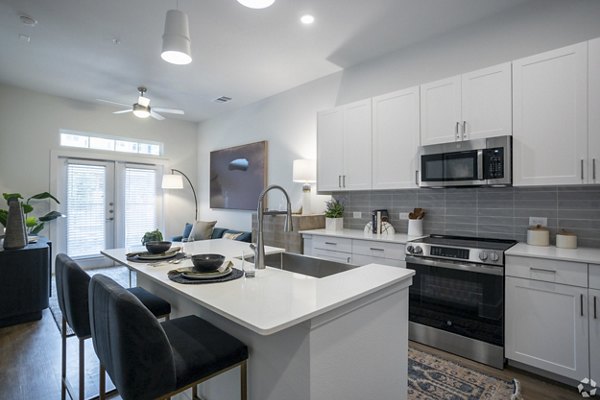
88, 274, 248, 400
55, 253, 171, 400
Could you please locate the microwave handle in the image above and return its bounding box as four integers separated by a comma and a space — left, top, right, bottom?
477, 150, 484, 180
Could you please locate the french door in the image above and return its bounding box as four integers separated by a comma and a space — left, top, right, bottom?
57, 158, 163, 266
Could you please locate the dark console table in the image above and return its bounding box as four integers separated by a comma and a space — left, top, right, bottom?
0, 238, 51, 327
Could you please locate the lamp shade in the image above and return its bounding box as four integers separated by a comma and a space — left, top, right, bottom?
293, 159, 316, 183
161, 9, 192, 65
237, 0, 276, 9
161, 174, 184, 189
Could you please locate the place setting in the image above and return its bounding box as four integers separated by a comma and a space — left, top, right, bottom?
167, 253, 245, 284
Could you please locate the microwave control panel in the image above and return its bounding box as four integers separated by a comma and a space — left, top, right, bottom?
483, 148, 504, 179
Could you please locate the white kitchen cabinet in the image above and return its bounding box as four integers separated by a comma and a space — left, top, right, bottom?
420, 62, 512, 146
513, 42, 588, 186
590, 264, 600, 383
505, 276, 589, 380
317, 99, 372, 191
372, 87, 420, 189
590, 38, 600, 184
310, 236, 353, 263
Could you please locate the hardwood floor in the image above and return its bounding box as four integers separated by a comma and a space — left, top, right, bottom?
0, 310, 584, 399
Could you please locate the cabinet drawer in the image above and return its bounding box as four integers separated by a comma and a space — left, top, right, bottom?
312, 236, 352, 253
506, 256, 587, 287
352, 253, 405, 268
590, 264, 600, 290
352, 240, 405, 260
312, 249, 352, 264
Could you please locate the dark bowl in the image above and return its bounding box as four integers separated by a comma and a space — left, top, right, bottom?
145, 241, 172, 254
191, 253, 226, 272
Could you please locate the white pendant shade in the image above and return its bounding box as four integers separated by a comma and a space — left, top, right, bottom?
293, 159, 316, 183
237, 0, 275, 9
161, 174, 184, 189
132, 103, 150, 118
161, 9, 192, 65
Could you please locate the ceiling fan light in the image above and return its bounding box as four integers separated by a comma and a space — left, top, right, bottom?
161, 9, 192, 65
133, 104, 151, 119
237, 0, 275, 9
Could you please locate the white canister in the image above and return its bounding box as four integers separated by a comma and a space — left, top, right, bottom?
556, 230, 578, 249
408, 219, 423, 237
527, 225, 550, 247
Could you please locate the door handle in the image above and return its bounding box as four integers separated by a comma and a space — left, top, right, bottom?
581, 294, 584, 317
415, 170, 419, 185
455, 122, 460, 140
106, 217, 114, 221
581, 159, 584, 181
324, 242, 337, 246
594, 296, 597, 319
338, 175, 341, 188
594, 159, 597, 181
476, 150, 484, 180
462, 121, 467, 140
342, 175, 346, 188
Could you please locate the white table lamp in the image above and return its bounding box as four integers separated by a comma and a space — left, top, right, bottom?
293, 159, 316, 215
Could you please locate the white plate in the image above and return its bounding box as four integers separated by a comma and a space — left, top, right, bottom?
178, 266, 233, 280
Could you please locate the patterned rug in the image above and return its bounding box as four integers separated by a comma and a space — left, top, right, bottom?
408, 347, 521, 400
48, 265, 134, 337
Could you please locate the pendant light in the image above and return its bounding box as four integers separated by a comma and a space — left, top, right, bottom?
237, 0, 275, 9
161, 9, 192, 65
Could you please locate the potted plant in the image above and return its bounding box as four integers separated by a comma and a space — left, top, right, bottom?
0, 192, 65, 235
141, 229, 164, 245
324, 199, 344, 231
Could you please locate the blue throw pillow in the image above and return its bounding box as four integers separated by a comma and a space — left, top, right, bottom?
182, 223, 193, 238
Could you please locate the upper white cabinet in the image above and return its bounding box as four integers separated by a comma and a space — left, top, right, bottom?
590, 38, 600, 184
513, 42, 589, 186
420, 62, 512, 145
372, 87, 420, 189
317, 99, 372, 191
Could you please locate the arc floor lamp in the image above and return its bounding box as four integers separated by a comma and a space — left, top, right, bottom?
162, 169, 198, 221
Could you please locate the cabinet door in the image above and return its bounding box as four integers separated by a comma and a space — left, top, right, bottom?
317, 107, 344, 191
343, 99, 372, 190
589, 288, 600, 384
352, 253, 405, 268
513, 42, 588, 186
372, 87, 420, 189
462, 63, 512, 141
590, 38, 600, 184
420, 76, 461, 145
505, 276, 589, 380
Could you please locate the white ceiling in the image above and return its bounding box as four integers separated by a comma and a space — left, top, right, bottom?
0, 0, 531, 122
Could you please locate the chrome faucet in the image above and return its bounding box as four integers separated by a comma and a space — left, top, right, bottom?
253, 185, 293, 270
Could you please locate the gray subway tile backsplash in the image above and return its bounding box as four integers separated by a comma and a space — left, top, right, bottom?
333, 185, 600, 248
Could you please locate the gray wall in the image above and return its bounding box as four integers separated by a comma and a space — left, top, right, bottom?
335, 185, 600, 248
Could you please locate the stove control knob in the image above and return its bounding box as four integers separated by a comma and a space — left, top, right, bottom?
478, 251, 488, 261
489, 252, 500, 262
413, 246, 423, 255
406, 245, 414, 254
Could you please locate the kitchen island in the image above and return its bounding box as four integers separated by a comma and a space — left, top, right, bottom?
101, 239, 414, 400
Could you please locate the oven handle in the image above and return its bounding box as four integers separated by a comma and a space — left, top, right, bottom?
405, 255, 504, 276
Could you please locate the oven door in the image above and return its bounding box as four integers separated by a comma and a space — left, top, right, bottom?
406, 256, 504, 346
420, 149, 483, 187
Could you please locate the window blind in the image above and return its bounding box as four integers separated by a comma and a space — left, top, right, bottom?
124, 167, 158, 247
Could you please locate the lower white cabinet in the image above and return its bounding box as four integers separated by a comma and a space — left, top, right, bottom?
505, 276, 589, 380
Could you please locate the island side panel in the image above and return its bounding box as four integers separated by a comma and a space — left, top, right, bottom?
309, 283, 409, 400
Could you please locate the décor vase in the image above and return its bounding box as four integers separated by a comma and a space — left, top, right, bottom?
3, 198, 28, 250
325, 217, 343, 232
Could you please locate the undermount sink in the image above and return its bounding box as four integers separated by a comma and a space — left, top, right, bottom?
239, 252, 357, 278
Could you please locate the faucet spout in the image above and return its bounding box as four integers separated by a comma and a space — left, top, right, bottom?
255, 185, 293, 270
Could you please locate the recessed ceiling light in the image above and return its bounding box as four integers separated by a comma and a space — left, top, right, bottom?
300, 14, 315, 25
237, 0, 275, 9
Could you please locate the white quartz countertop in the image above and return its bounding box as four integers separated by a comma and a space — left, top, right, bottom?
506, 242, 600, 264
299, 228, 422, 244
101, 239, 414, 335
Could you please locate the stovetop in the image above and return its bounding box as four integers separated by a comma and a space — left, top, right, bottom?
406, 234, 517, 266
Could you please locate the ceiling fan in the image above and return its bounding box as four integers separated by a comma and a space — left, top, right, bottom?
96, 87, 184, 120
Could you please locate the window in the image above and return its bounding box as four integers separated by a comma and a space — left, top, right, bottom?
60, 131, 163, 156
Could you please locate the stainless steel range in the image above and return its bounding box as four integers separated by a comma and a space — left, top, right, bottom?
405, 234, 517, 369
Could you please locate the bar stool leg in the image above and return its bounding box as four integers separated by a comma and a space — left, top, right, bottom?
99, 364, 106, 400
79, 338, 85, 400
61, 317, 67, 400
241, 361, 247, 400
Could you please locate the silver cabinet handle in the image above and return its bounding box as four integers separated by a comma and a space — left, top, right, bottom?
462, 121, 467, 140
581, 294, 584, 317
342, 175, 346, 188
594, 296, 597, 319
594, 159, 597, 181
347, 257, 351, 263
338, 175, 341, 188
370, 247, 385, 252
415, 170, 419, 185
581, 159, 584, 180
455, 122, 460, 140
324, 242, 337, 245
530, 267, 556, 273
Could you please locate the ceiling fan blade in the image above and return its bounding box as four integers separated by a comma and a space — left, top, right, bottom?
138, 96, 151, 107
96, 98, 131, 107
113, 109, 132, 114
153, 107, 184, 115
150, 110, 165, 120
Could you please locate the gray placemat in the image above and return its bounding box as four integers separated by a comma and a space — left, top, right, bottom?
127, 252, 186, 263
168, 267, 244, 284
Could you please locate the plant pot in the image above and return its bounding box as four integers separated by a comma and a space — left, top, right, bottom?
325, 217, 343, 232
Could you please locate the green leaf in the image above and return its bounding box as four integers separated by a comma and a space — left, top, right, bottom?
141, 229, 163, 244
3, 193, 23, 201
28, 192, 60, 204
38, 211, 65, 222
22, 204, 34, 214
25, 216, 38, 228
30, 223, 45, 235
0, 210, 7, 227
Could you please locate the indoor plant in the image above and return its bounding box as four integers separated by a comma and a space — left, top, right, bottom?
141, 229, 164, 245
324, 199, 344, 231
0, 192, 65, 235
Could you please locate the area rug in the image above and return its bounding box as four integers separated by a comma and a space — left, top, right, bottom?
48, 265, 134, 337
408, 347, 521, 400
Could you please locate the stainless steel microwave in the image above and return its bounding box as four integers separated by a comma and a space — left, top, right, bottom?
419, 136, 512, 188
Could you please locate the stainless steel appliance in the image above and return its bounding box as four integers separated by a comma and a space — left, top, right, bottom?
405, 234, 517, 368
419, 135, 512, 187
